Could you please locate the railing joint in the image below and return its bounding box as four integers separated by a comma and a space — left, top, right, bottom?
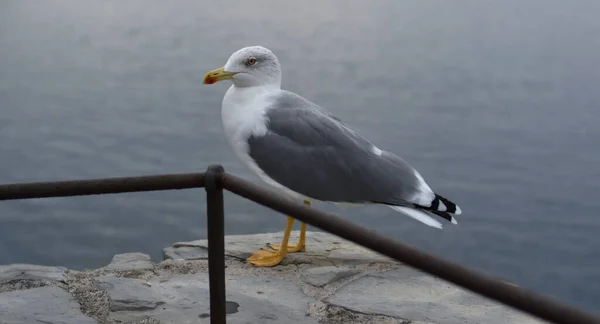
205, 165, 224, 191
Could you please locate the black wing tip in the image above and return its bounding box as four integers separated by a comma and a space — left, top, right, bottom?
414, 193, 462, 224
433, 194, 461, 215
426, 209, 458, 224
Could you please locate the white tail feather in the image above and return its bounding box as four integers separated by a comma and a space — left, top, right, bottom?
389, 206, 443, 229
454, 205, 462, 215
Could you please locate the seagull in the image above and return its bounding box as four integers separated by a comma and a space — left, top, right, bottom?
203, 46, 462, 267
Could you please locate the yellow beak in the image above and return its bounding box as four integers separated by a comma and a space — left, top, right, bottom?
203, 67, 238, 85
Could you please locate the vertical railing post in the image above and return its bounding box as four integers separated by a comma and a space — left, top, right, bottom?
205, 165, 226, 324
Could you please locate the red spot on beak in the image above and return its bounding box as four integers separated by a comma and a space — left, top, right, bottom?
203, 76, 218, 85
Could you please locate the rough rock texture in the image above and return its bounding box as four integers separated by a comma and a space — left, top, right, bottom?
0, 264, 70, 294
97, 276, 163, 312
302, 266, 359, 287
327, 267, 542, 324
0, 264, 68, 282
107, 275, 317, 324
0, 231, 548, 324
105, 253, 154, 271
65, 271, 111, 323
0, 286, 97, 324
164, 231, 393, 266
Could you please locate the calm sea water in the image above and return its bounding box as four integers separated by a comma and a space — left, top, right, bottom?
1, 0, 600, 314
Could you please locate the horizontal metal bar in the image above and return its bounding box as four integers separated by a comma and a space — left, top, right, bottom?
221, 172, 600, 324
0, 173, 205, 200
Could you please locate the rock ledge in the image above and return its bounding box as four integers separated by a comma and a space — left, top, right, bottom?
0, 231, 545, 324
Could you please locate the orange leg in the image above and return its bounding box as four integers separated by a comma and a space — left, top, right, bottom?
246, 200, 310, 267
246, 215, 294, 267
268, 200, 309, 252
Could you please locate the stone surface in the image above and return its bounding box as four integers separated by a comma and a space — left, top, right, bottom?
108, 275, 317, 324
162, 245, 208, 261
97, 276, 163, 312
0, 264, 68, 282
165, 231, 395, 266
106, 253, 154, 271
0, 231, 552, 324
326, 267, 544, 324
301, 266, 359, 287
0, 286, 97, 324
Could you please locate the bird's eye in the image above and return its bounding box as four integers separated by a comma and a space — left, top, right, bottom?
247, 57, 257, 66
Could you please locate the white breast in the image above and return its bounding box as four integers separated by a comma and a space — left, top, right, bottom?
221, 85, 308, 201
221, 85, 271, 158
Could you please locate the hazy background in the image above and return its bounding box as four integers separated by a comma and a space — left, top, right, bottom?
1, 0, 599, 314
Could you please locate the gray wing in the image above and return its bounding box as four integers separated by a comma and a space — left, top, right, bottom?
246, 91, 428, 206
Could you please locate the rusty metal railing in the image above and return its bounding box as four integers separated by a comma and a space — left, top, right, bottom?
0, 165, 598, 324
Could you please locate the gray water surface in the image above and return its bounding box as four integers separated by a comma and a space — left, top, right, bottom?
1, 0, 600, 314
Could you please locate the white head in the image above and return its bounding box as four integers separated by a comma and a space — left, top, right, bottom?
203, 46, 282, 88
